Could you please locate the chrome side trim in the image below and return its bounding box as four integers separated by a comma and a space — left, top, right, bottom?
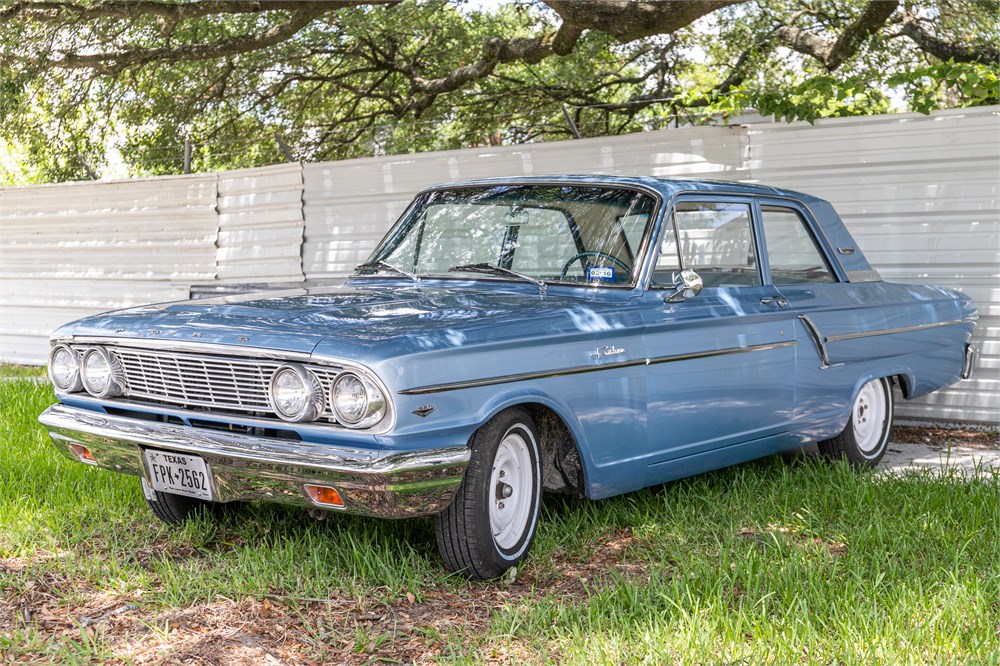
824, 319, 972, 343
646, 341, 796, 368
399, 341, 795, 395
38, 404, 468, 518
797, 315, 830, 369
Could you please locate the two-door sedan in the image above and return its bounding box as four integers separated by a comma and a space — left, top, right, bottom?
39, 176, 978, 579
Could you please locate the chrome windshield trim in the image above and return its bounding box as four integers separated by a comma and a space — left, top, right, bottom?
360, 180, 665, 292
824, 319, 973, 343
399, 340, 795, 395
797, 315, 830, 369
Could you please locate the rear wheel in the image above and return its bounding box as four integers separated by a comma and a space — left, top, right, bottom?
818, 377, 894, 468
435, 407, 542, 580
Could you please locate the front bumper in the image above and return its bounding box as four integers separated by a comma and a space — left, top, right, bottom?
39, 404, 470, 518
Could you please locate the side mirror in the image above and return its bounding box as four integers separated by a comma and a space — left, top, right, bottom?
664, 269, 703, 303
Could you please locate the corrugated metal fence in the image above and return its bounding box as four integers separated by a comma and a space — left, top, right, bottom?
747, 108, 998, 423
1, 106, 996, 424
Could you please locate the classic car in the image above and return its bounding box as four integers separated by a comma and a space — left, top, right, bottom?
39, 176, 978, 580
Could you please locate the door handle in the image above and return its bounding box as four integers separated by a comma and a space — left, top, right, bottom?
760, 297, 789, 307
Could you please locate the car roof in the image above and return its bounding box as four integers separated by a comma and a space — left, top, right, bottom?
424, 175, 824, 204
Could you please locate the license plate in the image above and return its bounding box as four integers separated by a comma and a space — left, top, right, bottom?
143, 449, 213, 501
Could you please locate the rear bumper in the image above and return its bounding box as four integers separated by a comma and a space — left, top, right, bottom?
38, 404, 469, 518
962, 343, 978, 380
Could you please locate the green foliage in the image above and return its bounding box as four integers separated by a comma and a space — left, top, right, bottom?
0, 0, 998, 184
888, 61, 1000, 114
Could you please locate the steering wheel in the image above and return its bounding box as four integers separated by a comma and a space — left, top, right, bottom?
559, 251, 631, 282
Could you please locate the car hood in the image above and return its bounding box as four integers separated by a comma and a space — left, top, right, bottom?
60, 281, 639, 360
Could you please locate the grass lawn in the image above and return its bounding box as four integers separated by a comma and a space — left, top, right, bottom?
1, 374, 998, 664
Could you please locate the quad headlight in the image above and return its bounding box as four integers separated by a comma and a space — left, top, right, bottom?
269, 364, 324, 422
80, 348, 125, 398
331, 372, 385, 428
48, 344, 83, 392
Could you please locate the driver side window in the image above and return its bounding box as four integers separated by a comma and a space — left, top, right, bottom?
653, 201, 760, 288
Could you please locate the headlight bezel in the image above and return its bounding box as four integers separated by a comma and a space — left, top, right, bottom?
268, 364, 325, 422
331, 371, 386, 429
48, 344, 84, 393
80, 347, 125, 398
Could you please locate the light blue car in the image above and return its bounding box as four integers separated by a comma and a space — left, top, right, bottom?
39, 176, 978, 579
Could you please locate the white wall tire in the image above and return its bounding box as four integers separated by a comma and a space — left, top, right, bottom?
434, 407, 542, 580
818, 377, 894, 468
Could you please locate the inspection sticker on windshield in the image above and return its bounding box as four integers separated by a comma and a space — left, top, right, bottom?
587, 266, 615, 281
143, 449, 213, 501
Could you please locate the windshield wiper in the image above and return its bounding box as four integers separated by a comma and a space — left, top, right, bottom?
354, 260, 420, 284
448, 263, 547, 295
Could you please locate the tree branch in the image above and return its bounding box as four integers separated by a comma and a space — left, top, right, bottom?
41, 6, 330, 75
899, 16, 1000, 65
542, 0, 746, 41
774, 0, 898, 71
0, 1, 393, 25
404, 21, 584, 115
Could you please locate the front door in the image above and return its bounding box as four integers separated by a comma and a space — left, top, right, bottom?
641, 197, 797, 471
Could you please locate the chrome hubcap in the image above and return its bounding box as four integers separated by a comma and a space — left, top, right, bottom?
489, 429, 533, 550
853, 379, 887, 455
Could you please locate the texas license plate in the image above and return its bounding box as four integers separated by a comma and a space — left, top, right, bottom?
143, 449, 213, 501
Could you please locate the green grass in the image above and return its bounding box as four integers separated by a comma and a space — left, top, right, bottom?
2, 377, 998, 664
0, 363, 46, 379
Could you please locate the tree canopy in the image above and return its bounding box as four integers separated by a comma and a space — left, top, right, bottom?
1, 0, 997, 183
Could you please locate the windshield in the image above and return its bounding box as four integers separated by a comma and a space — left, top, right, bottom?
363, 185, 657, 286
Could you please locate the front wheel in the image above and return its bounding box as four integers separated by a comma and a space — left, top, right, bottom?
435, 407, 542, 580
141, 478, 237, 525
818, 377, 894, 468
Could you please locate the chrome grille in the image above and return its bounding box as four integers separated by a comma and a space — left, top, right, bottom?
107, 348, 342, 420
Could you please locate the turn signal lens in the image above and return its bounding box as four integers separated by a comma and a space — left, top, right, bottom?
304, 484, 344, 507
69, 443, 97, 464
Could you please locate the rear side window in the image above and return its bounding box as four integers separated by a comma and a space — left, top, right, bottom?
760, 206, 836, 285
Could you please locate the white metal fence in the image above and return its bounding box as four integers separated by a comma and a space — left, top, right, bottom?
1, 106, 996, 424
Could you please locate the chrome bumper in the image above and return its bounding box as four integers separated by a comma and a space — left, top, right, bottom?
38, 404, 469, 518
962, 343, 978, 380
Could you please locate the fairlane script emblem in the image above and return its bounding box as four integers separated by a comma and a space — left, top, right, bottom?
592, 345, 626, 360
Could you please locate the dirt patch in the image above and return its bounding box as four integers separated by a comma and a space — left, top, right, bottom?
891, 426, 998, 450
2, 582, 519, 664
0, 531, 652, 665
